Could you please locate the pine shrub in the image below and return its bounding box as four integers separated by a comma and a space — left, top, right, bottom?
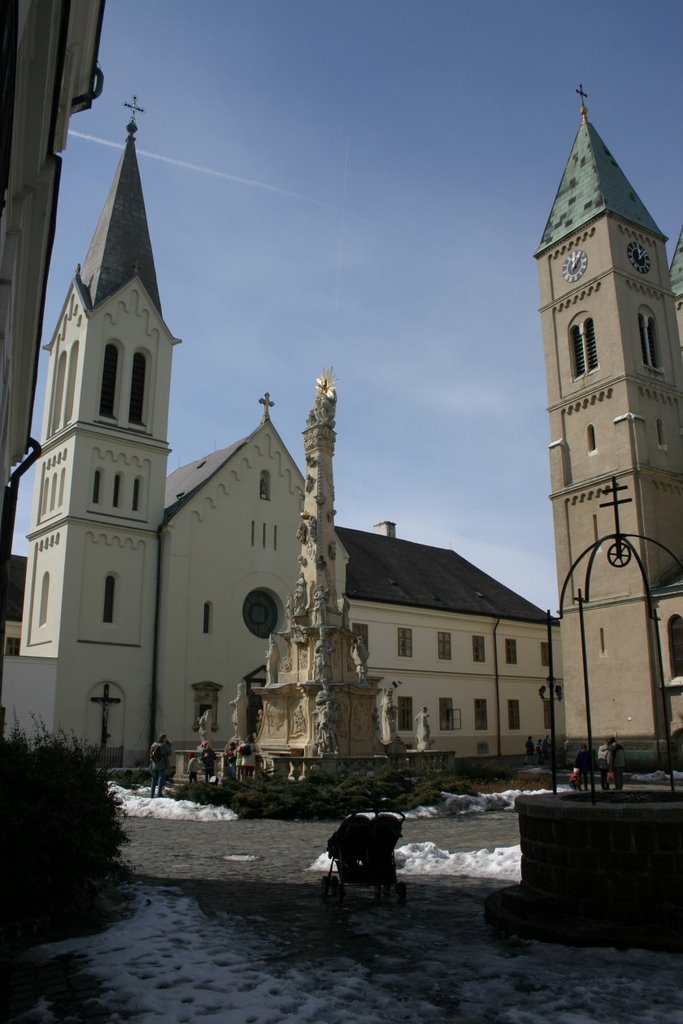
0, 724, 129, 926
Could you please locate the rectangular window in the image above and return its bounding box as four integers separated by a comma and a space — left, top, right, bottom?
439, 697, 454, 730
505, 638, 517, 664
132, 477, 140, 512
507, 699, 520, 730
543, 700, 551, 731
5, 637, 20, 655
437, 631, 452, 660
474, 698, 488, 731
398, 628, 413, 658
112, 474, 121, 508
251, 521, 255, 546
472, 635, 486, 663
353, 622, 369, 653
540, 641, 549, 667
397, 695, 413, 731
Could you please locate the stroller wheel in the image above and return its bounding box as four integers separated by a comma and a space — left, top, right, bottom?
396, 882, 407, 904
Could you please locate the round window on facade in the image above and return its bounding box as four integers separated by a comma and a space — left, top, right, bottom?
242, 590, 278, 638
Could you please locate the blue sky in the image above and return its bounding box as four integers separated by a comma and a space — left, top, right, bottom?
14, 0, 683, 611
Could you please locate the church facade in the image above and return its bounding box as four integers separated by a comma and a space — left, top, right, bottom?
536, 101, 683, 761
5, 115, 562, 765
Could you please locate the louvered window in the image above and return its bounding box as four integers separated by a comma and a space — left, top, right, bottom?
571, 318, 598, 377
129, 353, 146, 423
100, 345, 118, 416
638, 314, 659, 368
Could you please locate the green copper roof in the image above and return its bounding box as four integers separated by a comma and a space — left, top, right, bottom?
670, 224, 683, 296
537, 117, 663, 254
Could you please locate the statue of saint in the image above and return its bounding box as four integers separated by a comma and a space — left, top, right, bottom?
415, 706, 431, 751
312, 584, 328, 626
293, 574, 307, 617
314, 629, 333, 685
265, 634, 280, 686
314, 685, 341, 755
379, 688, 397, 745
198, 707, 211, 744
230, 681, 248, 741
351, 635, 369, 686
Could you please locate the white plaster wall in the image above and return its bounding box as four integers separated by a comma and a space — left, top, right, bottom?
2, 656, 57, 735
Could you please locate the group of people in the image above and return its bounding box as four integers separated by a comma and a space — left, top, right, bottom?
569, 738, 626, 791
149, 733, 259, 797
524, 735, 550, 766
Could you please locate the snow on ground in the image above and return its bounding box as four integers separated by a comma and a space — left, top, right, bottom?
11, 781, 681, 1024
630, 770, 683, 783
111, 784, 238, 821
404, 787, 552, 818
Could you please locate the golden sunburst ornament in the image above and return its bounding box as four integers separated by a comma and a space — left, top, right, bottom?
316, 368, 337, 397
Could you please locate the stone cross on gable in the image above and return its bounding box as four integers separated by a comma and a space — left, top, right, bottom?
90, 682, 121, 747
259, 392, 275, 422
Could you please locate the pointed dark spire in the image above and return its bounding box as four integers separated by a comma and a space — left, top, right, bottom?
537, 115, 663, 254
670, 224, 683, 297
80, 116, 161, 312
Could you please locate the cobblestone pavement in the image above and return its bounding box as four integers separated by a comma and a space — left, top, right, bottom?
4, 811, 520, 1021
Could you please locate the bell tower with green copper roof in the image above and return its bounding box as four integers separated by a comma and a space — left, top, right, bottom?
535, 96, 683, 759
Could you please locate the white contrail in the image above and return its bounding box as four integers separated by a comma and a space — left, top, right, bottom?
67, 130, 335, 210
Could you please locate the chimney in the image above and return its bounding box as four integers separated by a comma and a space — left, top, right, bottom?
373, 521, 396, 538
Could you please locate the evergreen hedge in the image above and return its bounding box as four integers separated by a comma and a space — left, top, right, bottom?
0, 725, 129, 927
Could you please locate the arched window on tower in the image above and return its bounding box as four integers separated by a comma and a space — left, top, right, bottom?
587, 424, 596, 453
132, 476, 141, 512
64, 341, 79, 425
103, 575, 116, 624
656, 418, 666, 448
128, 352, 147, 424
259, 470, 270, 500
203, 601, 213, 634
100, 344, 119, 417
51, 351, 67, 435
93, 469, 101, 504
669, 616, 683, 677
571, 318, 598, 377
39, 572, 50, 626
638, 313, 659, 368
113, 473, 121, 508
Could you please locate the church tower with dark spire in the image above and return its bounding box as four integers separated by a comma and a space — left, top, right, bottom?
21, 113, 180, 762
536, 97, 683, 759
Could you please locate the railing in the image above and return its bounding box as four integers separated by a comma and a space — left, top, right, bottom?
95, 746, 124, 769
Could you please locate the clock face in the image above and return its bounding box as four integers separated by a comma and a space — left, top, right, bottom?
562, 249, 588, 283
627, 241, 650, 274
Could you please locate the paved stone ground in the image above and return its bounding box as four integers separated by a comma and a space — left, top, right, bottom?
3, 810, 520, 1021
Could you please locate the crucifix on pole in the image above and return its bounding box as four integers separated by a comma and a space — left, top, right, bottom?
90, 683, 121, 747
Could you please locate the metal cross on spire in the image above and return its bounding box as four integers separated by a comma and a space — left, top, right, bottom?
124, 94, 145, 137
259, 392, 275, 422
576, 83, 589, 120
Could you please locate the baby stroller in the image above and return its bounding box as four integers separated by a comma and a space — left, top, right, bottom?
322, 811, 407, 904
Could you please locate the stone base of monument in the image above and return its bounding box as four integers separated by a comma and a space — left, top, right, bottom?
485, 792, 683, 953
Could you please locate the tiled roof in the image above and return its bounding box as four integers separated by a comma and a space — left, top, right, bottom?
79, 130, 161, 312
164, 437, 250, 521
337, 527, 547, 623
537, 118, 663, 254
670, 225, 683, 296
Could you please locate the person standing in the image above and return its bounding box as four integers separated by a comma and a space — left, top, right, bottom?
609, 738, 626, 790
524, 736, 534, 765
200, 741, 217, 783
149, 733, 172, 798
187, 751, 199, 784
597, 739, 611, 790
240, 735, 257, 779
575, 744, 591, 791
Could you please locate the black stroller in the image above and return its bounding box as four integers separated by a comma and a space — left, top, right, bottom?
322, 811, 407, 903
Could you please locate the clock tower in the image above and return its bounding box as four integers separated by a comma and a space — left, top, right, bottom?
536, 100, 683, 759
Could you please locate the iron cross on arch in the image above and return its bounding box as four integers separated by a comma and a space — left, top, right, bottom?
599, 476, 633, 567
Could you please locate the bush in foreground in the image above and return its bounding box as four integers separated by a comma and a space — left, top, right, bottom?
0, 724, 129, 926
